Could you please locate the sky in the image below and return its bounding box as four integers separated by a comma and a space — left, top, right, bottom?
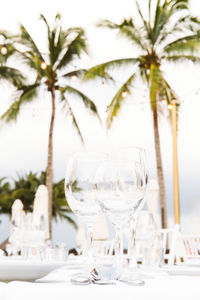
0, 0, 200, 246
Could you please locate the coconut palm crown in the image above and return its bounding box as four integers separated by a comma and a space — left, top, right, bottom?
83, 0, 200, 228
1, 14, 100, 238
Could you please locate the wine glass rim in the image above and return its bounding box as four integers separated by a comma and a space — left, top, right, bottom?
118, 146, 146, 154
69, 151, 108, 161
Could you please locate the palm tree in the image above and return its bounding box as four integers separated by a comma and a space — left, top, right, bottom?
83, 0, 200, 228
1, 14, 100, 238
0, 171, 76, 228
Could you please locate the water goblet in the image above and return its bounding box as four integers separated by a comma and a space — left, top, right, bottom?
94, 156, 145, 284
117, 147, 148, 284
65, 151, 107, 285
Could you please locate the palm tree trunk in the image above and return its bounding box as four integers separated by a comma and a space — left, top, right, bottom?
45, 87, 56, 240
153, 107, 168, 228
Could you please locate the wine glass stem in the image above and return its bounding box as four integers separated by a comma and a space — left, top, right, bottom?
115, 226, 123, 279
128, 217, 137, 268
86, 224, 94, 271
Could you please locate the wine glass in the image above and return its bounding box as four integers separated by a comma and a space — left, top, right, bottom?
65, 151, 107, 285
135, 210, 160, 277
94, 156, 145, 284
117, 147, 148, 284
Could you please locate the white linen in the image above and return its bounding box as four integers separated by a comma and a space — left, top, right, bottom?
0, 268, 200, 300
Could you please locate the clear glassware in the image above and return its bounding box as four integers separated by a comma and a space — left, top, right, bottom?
135, 211, 162, 277
65, 151, 107, 285
117, 147, 148, 284
94, 156, 145, 284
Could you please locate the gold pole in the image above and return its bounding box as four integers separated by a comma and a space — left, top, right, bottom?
170, 100, 180, 225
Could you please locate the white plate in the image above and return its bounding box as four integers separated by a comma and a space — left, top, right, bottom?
163, 266, 200, 276
0, 258, 67, 282
184, 259, 200, 267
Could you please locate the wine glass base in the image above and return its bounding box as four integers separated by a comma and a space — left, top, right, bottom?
92, 279, 116, 285
71, 274, 91, 285
118, 278, 145, 286
119, 268, 146, 285
90, 266, 117, 285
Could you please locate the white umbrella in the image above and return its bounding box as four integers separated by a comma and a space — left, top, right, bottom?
32, 185, 49, 240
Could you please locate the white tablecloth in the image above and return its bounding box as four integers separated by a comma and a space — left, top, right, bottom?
0, 267, 200, 300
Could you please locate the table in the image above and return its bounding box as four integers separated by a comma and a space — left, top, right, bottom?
0, 267, 200, 300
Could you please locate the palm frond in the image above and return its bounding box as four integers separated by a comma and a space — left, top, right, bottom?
106, 73, 136, 129
150, 0, 189, 46
60, 85, 101, 122
1, 84, 40, 122
40, 14, 54, 63
164, 38, 200, 55
0, 43, 17, 65
0, 66, 25, 87
56, 28, 87, 70
19, 25, 45, 62
97, 19, 120, 29
40, 14, 66, 67
60, 94, 84, 143
58, 214, 77, 229
83, 58, 138, 81
171, 0, 189, 11
151, 0, 171, 45
19, 51, 47, 75
159, 76, 177, 102
0, 31, 10, 40
98, 19, 147, 51
136, 1, 151, 39
155, 15, 192, 46
148, 0, 152, 28
62, 68, 87, 79
162, 54, 200, 63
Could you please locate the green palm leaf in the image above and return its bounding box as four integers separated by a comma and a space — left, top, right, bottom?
136, 1, 151, 41
83, 58, 138, 81
164, 39, 200, 54
60, 85, 101, 122
98, 19, 147, 51
63, 95, 84, 143
62, 68, 87, 79
162, 55, 200, 63
171, 0, 189, 10
0, 66, 25, 87
152, 0, 169, 45
19, 25, 45, 62
40, 14, 66, 67
1, 84, 39, 122
56, 28, 87, 70
155, 15, 192, 46
19, 51, 46, 75
106, 73, 136, 128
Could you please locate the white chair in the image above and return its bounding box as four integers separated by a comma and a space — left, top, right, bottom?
178, 235, 200, 262
159, 225, 182, 265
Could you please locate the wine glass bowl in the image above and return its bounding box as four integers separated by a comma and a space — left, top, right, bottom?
64, 151, 107, 285
65, 152, 106, 225
94, 160, 144, 228
93, 155, 146, 282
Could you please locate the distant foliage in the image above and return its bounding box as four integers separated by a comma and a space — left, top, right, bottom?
0, 171, 76, 228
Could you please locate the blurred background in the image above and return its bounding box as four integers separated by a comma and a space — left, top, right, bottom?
0, 0, 200, 250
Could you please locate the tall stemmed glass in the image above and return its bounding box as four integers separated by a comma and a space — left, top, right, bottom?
65, 151, 107, 285
118, 147, 148, 283
94, 156, 145, 283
